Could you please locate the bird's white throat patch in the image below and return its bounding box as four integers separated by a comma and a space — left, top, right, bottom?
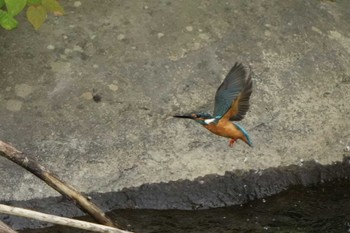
204, 118, 216, 124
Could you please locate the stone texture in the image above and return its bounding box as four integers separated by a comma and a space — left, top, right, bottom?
0, 0, 349, 201
4, 158, 350, 230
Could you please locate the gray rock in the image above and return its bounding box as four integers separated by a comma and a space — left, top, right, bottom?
0, 0, 349, 203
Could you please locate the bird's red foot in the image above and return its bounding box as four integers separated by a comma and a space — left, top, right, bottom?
229, 138, 236, 147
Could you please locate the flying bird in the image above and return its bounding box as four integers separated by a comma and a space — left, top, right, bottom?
174, 63, 253, 147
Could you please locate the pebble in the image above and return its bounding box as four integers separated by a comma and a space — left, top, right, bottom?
186, 26, 193, 32
311, 26, 322, 34
199, 33, 209, 40
15, 84, 33, 98
157, 32, 164, 38
117, 34, 125, 40
81, 92, 93, 100
6, 99, 22, 112
108, 84, 118, 91
64, 48, 72, 54
329, 30, 341, 39
74, 1, 81, 7
50, 61, 71, 73
345, 146, 350, 152
264, 30, 271, 37
73, 45, 83, 52
47, 45, 55, 50
193, 42, 201, 50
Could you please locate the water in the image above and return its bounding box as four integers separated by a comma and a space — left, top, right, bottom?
20, 178, 350, 233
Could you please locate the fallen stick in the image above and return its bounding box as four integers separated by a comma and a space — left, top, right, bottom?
0, 220, 18, 233
0, 141, 122, 229
0, 204, 132, 233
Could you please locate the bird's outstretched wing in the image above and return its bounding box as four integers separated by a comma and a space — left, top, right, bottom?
213, 63, 252, 122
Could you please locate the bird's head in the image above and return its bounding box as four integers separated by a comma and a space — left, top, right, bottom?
173, 112, 214, 125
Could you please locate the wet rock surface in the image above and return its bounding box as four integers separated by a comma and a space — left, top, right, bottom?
0, 0, 349, 203
2, 157, 350, 230
15, 172, 350, 232
1, 0, 349, 231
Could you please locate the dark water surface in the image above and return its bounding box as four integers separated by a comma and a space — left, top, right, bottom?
21, 179, 350, 233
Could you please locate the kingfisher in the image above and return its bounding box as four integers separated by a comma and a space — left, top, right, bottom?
174, 63, 253, 147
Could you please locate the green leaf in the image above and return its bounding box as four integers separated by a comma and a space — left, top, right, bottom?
5, 0, 27, 16
26, 5, 46, 30
0, 9, 18, 29
27, 0, 41, 5
0, 0, 5, 9
42, 0, 63, 15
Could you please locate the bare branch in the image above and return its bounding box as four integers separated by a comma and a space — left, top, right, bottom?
0, 204, 132, 233
0, 220, 18, 233
0, 141, 124, 230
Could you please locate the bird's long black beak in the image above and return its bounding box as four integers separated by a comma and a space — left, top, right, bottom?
173, 114, 195, 119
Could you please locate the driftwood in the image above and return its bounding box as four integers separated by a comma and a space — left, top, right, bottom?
0, 204, 132, 233
0, 220, 18, 233
0, 140, 127, 231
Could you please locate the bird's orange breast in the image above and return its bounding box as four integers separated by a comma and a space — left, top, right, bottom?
203, 120, 242, 139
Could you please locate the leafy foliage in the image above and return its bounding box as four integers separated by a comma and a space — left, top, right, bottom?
5, 0, 27, 16
27, 5, 46, 30
0, 0, 64, 30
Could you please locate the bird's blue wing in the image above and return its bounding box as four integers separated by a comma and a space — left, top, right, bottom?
229, 70, 253, 121
213, 63, 247, 120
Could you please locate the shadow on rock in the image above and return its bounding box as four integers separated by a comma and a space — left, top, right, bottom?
2, 157, 350, 230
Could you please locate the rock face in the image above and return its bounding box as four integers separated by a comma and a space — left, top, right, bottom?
0, 0, 349, 201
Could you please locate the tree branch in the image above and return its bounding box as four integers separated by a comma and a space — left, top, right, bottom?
0, 220, 18, 233
0, 204, 132, 233
0, 140, 126, 231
